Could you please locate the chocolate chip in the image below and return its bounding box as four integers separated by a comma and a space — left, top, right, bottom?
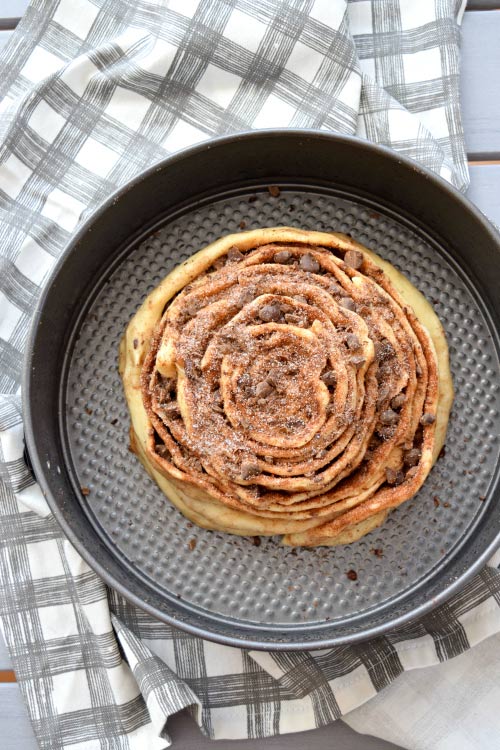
344, 249, 364, 270
300, 253, 320, 273
346, 333, 361, 350
133, 338, 139, 349
274, 250, 291, 263
241, 461, 260, 479
403, 447, 421, 467
321, 370, 337, 386
346, 569, 358, 581
255, 380, 273, 398
351, 355, 366, 368
227, 245, 244, 261
380, 408, 399, 425
391, 393, 406, 410
420, 412, 436, 426
340, 297, 356, 312
385, 467, 404, 485
259, 303, 282, 322
268, 185, 281, 197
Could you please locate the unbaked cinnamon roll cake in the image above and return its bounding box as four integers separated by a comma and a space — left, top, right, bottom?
120, 227, 453, 546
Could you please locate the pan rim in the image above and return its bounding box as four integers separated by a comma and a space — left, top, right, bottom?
22, 129, 500, 650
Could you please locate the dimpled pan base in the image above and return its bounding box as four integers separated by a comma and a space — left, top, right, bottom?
64, 188, 500, 631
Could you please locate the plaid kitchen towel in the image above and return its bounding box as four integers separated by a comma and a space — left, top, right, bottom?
2, 1, 499, 749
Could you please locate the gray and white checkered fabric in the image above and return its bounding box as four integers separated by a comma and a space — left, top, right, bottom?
2, 1, 497, 749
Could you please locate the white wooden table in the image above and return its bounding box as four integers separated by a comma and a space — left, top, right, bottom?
1, 1, 500, 748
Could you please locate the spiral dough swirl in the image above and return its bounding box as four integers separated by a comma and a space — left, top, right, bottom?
121, 227, 452, 546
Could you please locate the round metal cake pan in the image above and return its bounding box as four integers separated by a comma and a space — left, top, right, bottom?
23, 130, 500, 650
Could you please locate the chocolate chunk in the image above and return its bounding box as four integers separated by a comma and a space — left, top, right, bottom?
376, 423, 395, 441
340, 297, 356, 312
300, 253, 320, 273
241, 461, 260, 479
268, 185, 281, 197
403, 447, 421, 467
346, 333, 361, 350
238, 288, 255, 306
385, 467, 404, 485
377, 385, 390, 407
380, 408, 399, 425
255, 380, 274, 398
259, 303, 282, 322
346, 569, 358, 581
164, 402, 181, 419
350, 355, 366, 368
266, 369, 280, 387
420, 412, 436, 426
274, 250, 291, 263
227, 245, 243, 261
284, 313, 304, 326
374, 340, 395, 362
391, 393, 406, 410
344, 249, 364, 270
321, 370, 337, 386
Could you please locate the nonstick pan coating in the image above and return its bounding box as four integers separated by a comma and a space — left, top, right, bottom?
24, 131, 500, 649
